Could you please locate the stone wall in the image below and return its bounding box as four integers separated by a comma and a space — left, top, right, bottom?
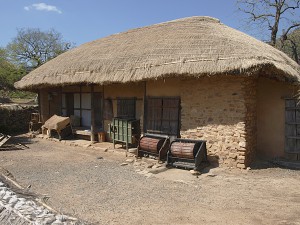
180, 76, 257, 168
240, 77, 257, 168
0, 104, 38, 133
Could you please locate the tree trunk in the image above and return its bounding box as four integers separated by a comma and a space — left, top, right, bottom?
291, 40, 299, 63
270, 3, 282, 46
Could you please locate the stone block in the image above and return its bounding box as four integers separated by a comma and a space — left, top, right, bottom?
229, 153, 237, 159
238, 147, 246, 151
239, 141, 246, 148
237, 159, 245, 164
238, 151, 246, 156
237, 163, 246, 169
238, 155, 245, 160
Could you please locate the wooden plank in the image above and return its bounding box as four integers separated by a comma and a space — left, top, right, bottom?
285, 99, 300, 153
286, 124, 296, 137
285, 99, 295, 108
0, 134, 11, 147
286, 122, 300, 125
296, 139, 300, 153
285, 109, 295, 124
286, 138, 297, 153
0, 134, 5, 142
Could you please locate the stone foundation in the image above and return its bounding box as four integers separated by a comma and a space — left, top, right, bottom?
180, 76, 257, 168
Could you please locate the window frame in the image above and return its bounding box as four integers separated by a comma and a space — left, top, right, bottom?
117, 97, 136, 119
145, 96, 180, 136
61, 91, 103, 128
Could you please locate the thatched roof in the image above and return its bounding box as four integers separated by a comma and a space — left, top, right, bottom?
15, 16, 300, 90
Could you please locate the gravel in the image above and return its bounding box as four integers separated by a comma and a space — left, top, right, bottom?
1, 135, 300, 225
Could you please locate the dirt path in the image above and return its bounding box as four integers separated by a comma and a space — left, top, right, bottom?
1, 136, 300, 225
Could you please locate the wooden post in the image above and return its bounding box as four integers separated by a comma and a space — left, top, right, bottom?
91, 85, 95, 142
143, 81, 147, 133
37, 89, 42, 122
48, 91, 51, 118
60, 88, 63, 116
80, 86, 82, 126
58, 87, 62, 116
102, 85, 105, 131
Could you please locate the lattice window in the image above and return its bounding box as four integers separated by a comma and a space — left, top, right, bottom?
146, 97, 180, 136
117, 98, 136, 119
62, 91, 103, 128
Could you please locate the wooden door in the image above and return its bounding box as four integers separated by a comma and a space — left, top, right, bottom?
66, 93, 74, 116
285, 99, 300, 153
93, 92, 103, 129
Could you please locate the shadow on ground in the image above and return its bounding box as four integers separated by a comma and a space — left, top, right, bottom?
250, 158, 300, 170
0, 135, 33, 151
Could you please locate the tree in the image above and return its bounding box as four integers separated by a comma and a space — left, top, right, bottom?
237, 0, 300, 47
278, 28, 300, 63
7, 28, 73, 69
0, 48, 26, 93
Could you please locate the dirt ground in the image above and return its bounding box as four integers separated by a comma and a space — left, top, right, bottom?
1, 135, 300, 225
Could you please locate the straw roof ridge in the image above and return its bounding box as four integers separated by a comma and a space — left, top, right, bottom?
15, 16, 300, 89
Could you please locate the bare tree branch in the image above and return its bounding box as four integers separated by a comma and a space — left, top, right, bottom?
237, 0, 300, 47
281, 0, 300, 14
282, 23, 300, 40
7, 28, 74, 69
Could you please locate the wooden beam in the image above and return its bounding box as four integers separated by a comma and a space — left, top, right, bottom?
90, 85, 95, 142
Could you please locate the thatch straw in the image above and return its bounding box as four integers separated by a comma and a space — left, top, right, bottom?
15, 16, 300, 90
